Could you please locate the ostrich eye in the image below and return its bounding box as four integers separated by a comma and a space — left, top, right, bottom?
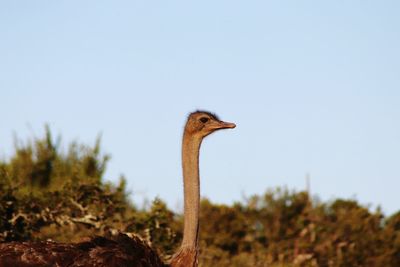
200, 117, 209, 123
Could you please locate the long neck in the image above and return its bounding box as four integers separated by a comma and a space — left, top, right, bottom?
181, 131, 202, 248
170, 131, 202, 267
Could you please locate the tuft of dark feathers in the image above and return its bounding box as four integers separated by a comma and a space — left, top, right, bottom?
188, 110, 220, 121
0, 233, 167, 267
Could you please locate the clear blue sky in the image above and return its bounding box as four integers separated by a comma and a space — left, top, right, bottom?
1, 1, 400, 215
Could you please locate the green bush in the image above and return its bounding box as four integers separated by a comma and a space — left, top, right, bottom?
0, 128, 399, 267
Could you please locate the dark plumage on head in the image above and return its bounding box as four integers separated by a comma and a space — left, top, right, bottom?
188, 110, 220, 121
185, 110, 235, 137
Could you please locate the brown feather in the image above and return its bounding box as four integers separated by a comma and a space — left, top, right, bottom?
0, 233, 166, 267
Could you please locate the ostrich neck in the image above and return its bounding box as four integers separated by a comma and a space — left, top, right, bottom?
181, 132, 202, 248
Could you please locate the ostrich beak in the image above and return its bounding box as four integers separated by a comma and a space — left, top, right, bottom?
216, 121, 236, 129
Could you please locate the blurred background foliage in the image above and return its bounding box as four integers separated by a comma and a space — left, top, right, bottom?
0, 128, 399, 267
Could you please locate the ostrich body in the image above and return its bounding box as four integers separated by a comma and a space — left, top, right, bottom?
0, 111, 235, 267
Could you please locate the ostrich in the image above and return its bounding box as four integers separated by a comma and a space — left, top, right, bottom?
0, 111, 236, 267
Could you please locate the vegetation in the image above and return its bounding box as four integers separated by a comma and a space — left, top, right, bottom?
0, 128, 399, 267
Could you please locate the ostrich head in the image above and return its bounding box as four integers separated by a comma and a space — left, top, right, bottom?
185, 111, 236, 137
